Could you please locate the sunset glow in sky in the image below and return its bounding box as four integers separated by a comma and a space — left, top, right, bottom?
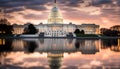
0, 0, 120, 28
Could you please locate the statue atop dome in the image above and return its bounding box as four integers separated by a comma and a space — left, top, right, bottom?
54, 0, 56, 3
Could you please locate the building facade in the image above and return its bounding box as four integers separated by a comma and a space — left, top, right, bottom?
12, 0, 99, 37
77, 24, 99, 34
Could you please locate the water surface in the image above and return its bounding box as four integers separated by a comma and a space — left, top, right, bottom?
0, 38, 120, 69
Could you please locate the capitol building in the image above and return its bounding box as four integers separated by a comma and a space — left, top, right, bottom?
13, 0, 99, 37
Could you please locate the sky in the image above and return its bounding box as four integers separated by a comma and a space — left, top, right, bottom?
0, 0, 120, 28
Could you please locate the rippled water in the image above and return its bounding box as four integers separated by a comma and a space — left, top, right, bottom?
0, 38, 120, 69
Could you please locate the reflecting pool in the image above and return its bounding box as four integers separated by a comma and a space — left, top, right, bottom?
0, 38, 120, 69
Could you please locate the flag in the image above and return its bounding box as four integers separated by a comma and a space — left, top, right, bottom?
54, 0, 56, 3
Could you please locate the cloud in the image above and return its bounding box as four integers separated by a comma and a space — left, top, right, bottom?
0, 0, 86, 12
62, 66, 78, 69
91, 0, 112, 6
5, 7, 24, 13
23, 14, 43, 20
0, 65, 48, 69
90, 60, 102, 66
117, 0, 120, 5
22, 10, 48, 21
62, 0, 84, 7
25, 5, 47, 11
0, 0, 120, 27
0, 0, 49, 12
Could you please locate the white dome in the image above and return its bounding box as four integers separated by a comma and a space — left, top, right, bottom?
48, 4, 63, 24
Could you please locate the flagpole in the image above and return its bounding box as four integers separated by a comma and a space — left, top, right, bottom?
54, 0, 56, 3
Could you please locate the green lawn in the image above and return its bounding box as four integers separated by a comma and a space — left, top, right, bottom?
76, 34, 99, 37
0, 34, 14, 37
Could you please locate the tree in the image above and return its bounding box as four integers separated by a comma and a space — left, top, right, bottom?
74, 29, 80, 34
80, 30, 85, 34
0, 18, 13, 35
102, 29, 119, 36
0, 24, 13, 35
23, 24, 38, 34
100, 25, 120, 36
25, 41, 37, 53
74, 29, 85, 35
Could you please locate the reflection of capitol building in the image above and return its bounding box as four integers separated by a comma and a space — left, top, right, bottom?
10, 38, 120, 54
110, 39, 120, 52
47, 52, 63, 69
11, 39, 100, 54
13, 0, 99, 37
1, 38, 120, 68
77, 40, 99, 54
11, 39, 100, 69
